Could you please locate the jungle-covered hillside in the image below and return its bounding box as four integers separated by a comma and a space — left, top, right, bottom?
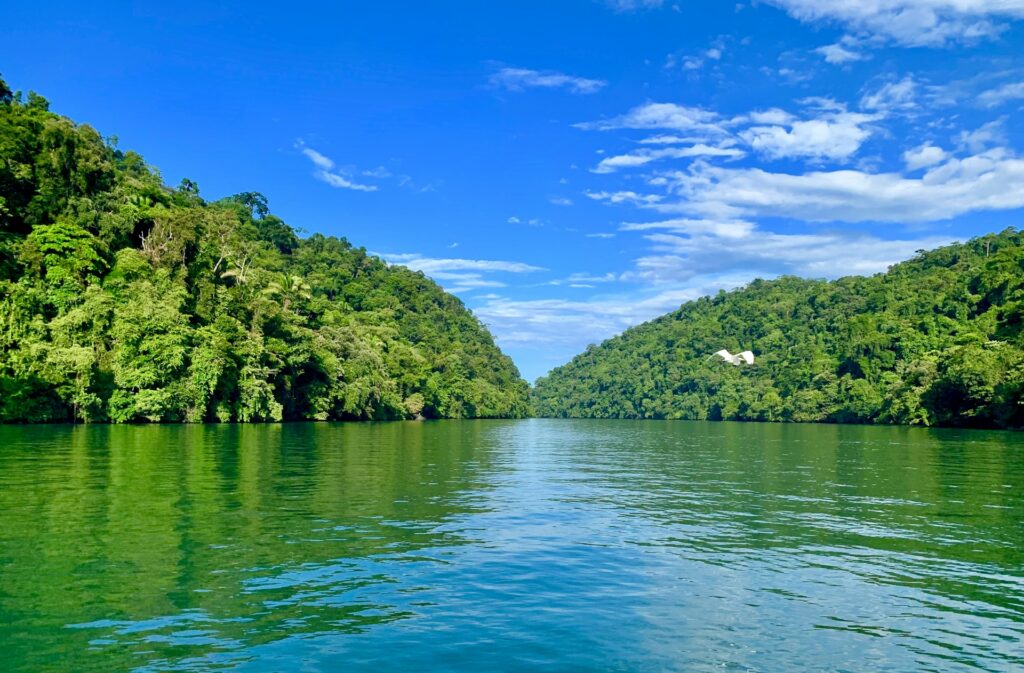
0, 77, 530, 423
534, 231, 1024, 428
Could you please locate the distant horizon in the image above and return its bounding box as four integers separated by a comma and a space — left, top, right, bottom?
4, 1, 1023, 380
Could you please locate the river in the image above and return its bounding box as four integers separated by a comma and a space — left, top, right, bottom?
1, 420, 1021, 672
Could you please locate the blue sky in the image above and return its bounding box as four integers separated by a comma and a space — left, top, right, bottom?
3, 1, 1024, 381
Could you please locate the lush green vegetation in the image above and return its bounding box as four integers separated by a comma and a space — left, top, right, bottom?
534, 231, 1024, 428
0, 77, 530, 422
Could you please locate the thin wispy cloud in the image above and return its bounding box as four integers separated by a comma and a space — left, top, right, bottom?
860, 76, 918, 112
978, 81, 1024, 107
577, 102, 726, 134
383, 254, 546, 294
602, 0, 665, 12
296, 143, 378, 192
384, 254, 545, 275
593, 143, 745, 173
645, 150, 1024, 223
489, 67, 607, 94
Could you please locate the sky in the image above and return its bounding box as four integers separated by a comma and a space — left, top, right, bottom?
3, 1, 1024, 381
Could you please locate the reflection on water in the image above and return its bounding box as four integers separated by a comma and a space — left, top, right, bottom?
0, 420, 1021, 672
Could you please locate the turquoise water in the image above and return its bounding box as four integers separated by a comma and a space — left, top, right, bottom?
0, 420, 1021, 672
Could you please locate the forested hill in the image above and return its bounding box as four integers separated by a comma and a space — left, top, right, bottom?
533, 231, 1024, 429
0, 77, 530, 423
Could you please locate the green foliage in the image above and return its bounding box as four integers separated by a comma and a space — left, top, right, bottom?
534, 232, 1024, 429
0, 76, 529, 423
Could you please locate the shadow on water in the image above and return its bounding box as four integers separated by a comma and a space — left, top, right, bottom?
0, 421, 512, 672
0, 420, 1021, 672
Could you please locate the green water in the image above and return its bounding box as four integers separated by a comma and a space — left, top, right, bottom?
0, 420, 1021, 672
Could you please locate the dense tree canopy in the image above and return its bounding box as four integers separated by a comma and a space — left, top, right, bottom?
534, 231, 1024, 429
0, 77, 530, 423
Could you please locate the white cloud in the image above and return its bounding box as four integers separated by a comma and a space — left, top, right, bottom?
815, 41, 868, 64
619, 218, 756, 239
577, 103, 726, 134
477, 223, 941, 353
383, 254, 545, 294
763, 0, 1024, 46
489, 67, 607, 94
300, 147, 334, 171
669, 43, 725, 72
592, 143, 745, 173
746, 108, 797, 125
297, 143, 378, 192
550, 272, 619, 286
586, 232, 616, 238
978, 81, 1024, 107
385, 254, 545, 275
631, 229, 953, 282
638, 135, 710, 145
586, 190, 665, 206
549, 196, 574, 206
650, 149, 1024, 222
903, 143, 949, 170
603, 0, 664, 11
315, 171, 378, 192
429, 271, 507, 292
581, 102, 877, 166
957, 119, 1006, 152
860, 76, 917, 111
475, 218, 954, 372
475, 289, 704, 349
739, 112, 878, 161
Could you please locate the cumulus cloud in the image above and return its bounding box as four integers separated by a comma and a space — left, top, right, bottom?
903, 143, 949, 170
763, 0, 1024, 46
297, 144, 378, 192
582, 102, 877, 166
815, 40, 869, 64
739, 111, 879, 161
489, 67, 607, 94
745, 108, 797, 125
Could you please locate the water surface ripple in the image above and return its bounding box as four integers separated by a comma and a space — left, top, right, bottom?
0, 420, 1021, 672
